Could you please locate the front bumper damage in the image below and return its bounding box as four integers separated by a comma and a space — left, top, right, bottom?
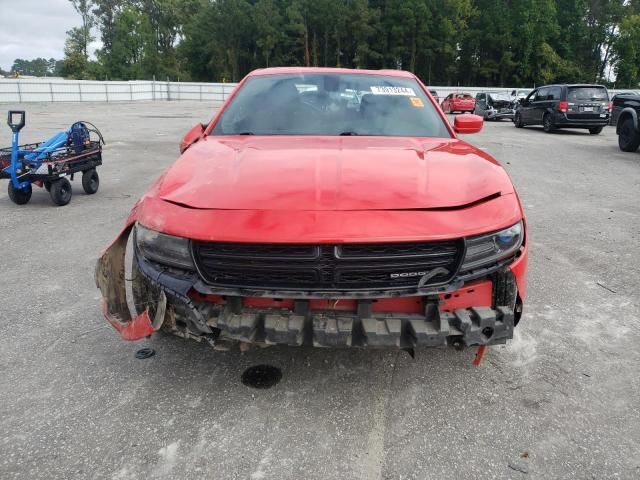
95, 226, 517, 350
486, 109, 515, 120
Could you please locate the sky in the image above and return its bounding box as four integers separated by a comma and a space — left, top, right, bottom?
0, 0, 99, 71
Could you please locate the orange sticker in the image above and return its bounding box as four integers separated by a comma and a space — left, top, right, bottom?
410, 97, 424, 107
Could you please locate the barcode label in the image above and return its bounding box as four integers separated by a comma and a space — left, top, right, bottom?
370, 86, 416, 96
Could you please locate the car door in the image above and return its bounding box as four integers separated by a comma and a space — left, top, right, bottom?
519, 89, 537, 123
530, 87, 550, 124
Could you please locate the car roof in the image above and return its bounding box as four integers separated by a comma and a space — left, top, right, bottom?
246, 67, 417, 79
536, 84, 607, 89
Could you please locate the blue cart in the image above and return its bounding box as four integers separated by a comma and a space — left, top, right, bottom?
0, 111, 104, 206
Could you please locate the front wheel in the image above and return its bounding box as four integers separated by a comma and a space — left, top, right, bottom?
8, 182, 32, 205
50, 178, 72, 206
514, 113, 524, 128
82, 169, 99, 194
618, 117, 640, 152
542, 113, 555, 133
589, 127, 603, 135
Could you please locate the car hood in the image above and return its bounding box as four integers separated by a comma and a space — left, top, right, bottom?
158, 136, 514, 211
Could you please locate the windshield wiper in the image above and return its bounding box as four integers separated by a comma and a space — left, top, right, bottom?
339, 131, 359, 136
238, 131, 254, 135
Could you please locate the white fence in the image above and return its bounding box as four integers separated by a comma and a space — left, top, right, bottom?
0, 79, 630, 104
0, 80, 237, 104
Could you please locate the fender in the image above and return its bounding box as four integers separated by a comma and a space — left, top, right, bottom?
616, 107, 639, 134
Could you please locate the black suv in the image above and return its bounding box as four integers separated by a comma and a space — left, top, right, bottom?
514, 84, 610, 134
611, 91, 640, 152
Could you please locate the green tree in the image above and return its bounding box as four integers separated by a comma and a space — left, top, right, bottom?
613, 14, 640, 88
62, 27, 91, 78
69, 0, 95, 61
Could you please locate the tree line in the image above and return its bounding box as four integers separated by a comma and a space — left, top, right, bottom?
12, 0, 640, 88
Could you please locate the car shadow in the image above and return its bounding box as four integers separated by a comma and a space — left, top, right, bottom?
525, 126, 601, 136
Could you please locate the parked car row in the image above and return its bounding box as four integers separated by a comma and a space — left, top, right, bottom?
436, 90, 529, 121
430, 84, 640, 152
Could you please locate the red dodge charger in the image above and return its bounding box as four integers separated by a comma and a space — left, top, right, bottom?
441, 92, 476, 114
96, 67, 528, 355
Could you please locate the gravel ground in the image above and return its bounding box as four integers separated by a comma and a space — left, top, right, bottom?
0, 102, 638, 480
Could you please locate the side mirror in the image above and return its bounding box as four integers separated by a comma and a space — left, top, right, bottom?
180, 123, 206, 153
453, 114, 483, 134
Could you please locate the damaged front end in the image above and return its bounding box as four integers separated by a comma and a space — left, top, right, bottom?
96, 221, 526, 351
485, 95, 516, 120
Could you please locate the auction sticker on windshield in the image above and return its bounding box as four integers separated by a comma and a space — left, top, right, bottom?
370, 86, 416, 96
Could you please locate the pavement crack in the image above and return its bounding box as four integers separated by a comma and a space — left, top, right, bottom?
360, 352, 400, 480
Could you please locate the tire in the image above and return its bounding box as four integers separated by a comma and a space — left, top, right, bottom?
44, 181, 52, 192
514, 112, 524, 128
542, 113, 555, 133
49, 177, 72, 206
589, 127, 603, 135
8, 182, 32, 205
618, 117, 640, 152
82, 169, 99, 194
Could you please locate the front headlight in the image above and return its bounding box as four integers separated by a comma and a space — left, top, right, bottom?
461, 221, 523, 271
135, 224, 195, 270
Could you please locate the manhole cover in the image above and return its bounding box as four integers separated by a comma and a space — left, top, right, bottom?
241, 365, 282, 389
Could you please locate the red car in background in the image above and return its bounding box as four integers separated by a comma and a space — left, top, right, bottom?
96, 68, 527, 357
441, 93, 476, 113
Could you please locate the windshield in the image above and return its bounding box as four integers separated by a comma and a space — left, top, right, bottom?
568, 87, 608, 102
212, 73, 451, 138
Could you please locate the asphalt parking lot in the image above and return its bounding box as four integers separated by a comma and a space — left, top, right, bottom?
0, 102, 639, 480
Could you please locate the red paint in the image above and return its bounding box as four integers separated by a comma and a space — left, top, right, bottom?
190, 279, 494, 315
160, 136, 507, 212
453, 115, 484, 134
509, 241, 529, 300
473, 345, 488, 367
179, 123, 205, 153
439, 280, 493, 312
102, 304, 155, 341
137, 193, 522, 243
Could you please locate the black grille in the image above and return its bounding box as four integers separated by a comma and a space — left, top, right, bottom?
192, 240, 464, 291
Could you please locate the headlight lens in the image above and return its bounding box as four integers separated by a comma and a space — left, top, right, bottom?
461, 221, 523, 271
135, 224, 195, 270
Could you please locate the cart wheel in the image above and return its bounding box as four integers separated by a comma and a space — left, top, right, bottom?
50, 178, 72, 206
44, 181, 52, 192
82, 169, 99, 194
8, 182, 32, 205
